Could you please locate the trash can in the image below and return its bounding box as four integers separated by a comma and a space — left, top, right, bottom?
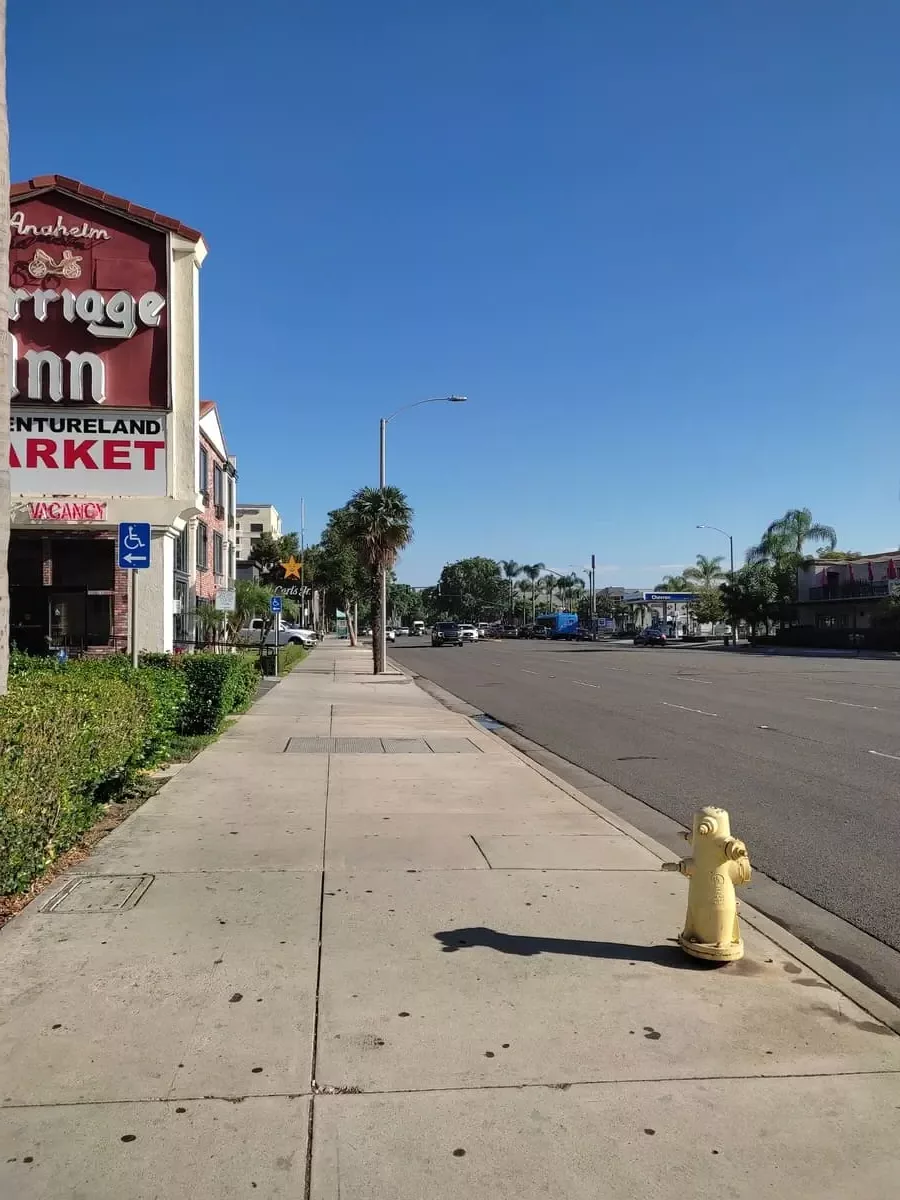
259, 645, 278, 677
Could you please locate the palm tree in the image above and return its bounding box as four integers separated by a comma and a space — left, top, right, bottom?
656, 574, 690, 591
342, 485, 414, 673
0, 10, 8, 694
520, 563, 545, 622
541, 574, 557, 611
749, 508, 836, 562
500, 560, 521, 617
684, 554, 725, 590
516, 578, 531, 623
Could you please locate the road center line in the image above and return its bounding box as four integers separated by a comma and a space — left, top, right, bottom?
868, 750, 900, 761
806, 697, 879, 711
661, 701, 718, 717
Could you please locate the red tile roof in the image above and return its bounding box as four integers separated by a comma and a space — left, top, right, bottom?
200, 400, 216, 416
11, 175, 204, 244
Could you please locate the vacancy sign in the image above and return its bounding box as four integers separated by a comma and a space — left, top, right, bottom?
9, 409, 167, 496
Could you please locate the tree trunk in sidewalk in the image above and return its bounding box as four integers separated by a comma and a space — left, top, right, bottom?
372, 569, 385, 674
0, 6, 9, 695
344, 595, 358, 646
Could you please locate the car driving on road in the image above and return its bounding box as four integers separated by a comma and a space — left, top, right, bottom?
432, 621, 464, 647
633, 627, 666, 646
459, 623, 478, 641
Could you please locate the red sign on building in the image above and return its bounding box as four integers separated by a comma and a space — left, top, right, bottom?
10, 186, 170, 410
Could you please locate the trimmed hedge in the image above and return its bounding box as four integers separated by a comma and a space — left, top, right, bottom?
179, 653, 259, 734
0, 672, 147, 892
1, 650, 261, 895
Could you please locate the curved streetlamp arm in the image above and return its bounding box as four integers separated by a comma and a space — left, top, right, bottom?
383, 395, 467, 425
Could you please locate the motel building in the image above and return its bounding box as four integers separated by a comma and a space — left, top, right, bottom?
8, 175, 234, 656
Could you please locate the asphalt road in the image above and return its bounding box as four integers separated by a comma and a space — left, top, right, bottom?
391, 637, 900, 955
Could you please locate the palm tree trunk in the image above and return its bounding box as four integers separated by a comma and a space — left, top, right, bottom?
0, 8, 9, 695
372, 568, 386, 673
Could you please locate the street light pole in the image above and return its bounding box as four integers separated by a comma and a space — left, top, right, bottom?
697, 523, 736, 648
377, 396, 466, 672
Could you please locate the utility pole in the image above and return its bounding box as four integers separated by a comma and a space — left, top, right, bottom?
0, 5, 9, 694
590, 553, 596, 625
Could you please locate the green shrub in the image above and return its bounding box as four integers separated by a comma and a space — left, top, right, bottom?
230, 655, 261, 711
277, 644, 308, 675
0, 673, 149, 893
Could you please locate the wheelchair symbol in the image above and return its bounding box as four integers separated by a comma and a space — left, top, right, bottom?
123, 526, 143, 550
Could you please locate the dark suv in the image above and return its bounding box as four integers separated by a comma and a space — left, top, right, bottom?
432, 621, 464, 647
634, 627, 667, 646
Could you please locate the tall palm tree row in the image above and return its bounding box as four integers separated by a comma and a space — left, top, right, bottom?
342, 485, 414, 674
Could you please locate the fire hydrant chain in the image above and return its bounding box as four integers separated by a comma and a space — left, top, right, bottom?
662, 806, 752, 962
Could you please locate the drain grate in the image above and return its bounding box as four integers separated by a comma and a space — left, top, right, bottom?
285, 736, 483, 754
41, 875, 154, 914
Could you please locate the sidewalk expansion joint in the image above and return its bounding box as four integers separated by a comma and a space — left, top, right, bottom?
0, 1092, 313, 1111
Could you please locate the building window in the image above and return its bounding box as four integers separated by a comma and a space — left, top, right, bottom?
199, 445, 209, 496
196, 521, 208, 570
174, 578, 190, 647
213, 531, 224, 576
175, 527, 189, 574
250, 522, 263, 533
213, 464, 224, 507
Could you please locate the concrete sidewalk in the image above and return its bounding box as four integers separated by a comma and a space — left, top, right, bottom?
2, 639, 900, 1198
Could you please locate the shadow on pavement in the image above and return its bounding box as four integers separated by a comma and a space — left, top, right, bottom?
434, 926, 719, 970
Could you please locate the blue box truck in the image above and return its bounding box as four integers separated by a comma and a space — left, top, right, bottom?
535, 612, 580, 639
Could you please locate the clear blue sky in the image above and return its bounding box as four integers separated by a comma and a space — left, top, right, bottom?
11, 2, 900, 587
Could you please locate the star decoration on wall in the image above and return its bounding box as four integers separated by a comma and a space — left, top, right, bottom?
280, 555, 302, 579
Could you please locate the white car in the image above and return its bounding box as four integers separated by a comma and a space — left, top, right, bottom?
459, 623, 478, 642
386, 628, 396, 642
237, 619, 316, 648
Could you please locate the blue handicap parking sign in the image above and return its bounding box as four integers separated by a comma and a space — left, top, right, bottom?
270, 595, 283, 613
118, 523, 151, 569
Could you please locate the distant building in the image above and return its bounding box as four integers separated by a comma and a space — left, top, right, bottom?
236, 503, 282, 562
797, 552, 900, 632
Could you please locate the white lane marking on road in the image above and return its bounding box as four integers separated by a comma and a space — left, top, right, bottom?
572, 680, 600, 688
681, 677, 713, 685
661, 701, 718, 717
522, 669, 539, 675
868, 750, 900, 761
806, 697, 879, 710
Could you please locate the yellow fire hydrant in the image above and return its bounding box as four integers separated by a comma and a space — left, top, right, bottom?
662, 806, 751, 962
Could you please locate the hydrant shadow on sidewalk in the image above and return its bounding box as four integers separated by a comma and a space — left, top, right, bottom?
434, 927, 725, 970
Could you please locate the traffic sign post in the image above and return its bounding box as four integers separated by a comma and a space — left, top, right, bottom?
270, 595, 282, 676
118, 523, 152, 668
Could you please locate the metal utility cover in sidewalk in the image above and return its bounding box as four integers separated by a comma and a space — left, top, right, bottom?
285, 737, 483, 754
40, 875, 154, 913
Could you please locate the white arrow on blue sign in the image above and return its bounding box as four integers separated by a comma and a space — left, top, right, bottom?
118, 522, 151, 569
270, 595, 283, 613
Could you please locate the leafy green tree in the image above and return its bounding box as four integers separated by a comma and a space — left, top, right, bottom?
248, 531, 302, 585
721, 563, 776, 636
691, 587, 725, 627
432, 557, 506, 622
817, 549, 861, 562
685, 555, 725, 589
342, 486, 414, 673
303, 505, 370, 644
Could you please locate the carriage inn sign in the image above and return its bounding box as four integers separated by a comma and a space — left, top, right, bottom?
8, 194, 173, 497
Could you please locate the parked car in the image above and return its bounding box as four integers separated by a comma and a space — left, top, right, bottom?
501, 626, 519, 639
387, 628, 396, 643
237, 619, 316, 648
530, 625, 550, 639
634, 627, 667, 647
459, 623, 479, 642
432, 621, 464, 647
398, 626, 410, 636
